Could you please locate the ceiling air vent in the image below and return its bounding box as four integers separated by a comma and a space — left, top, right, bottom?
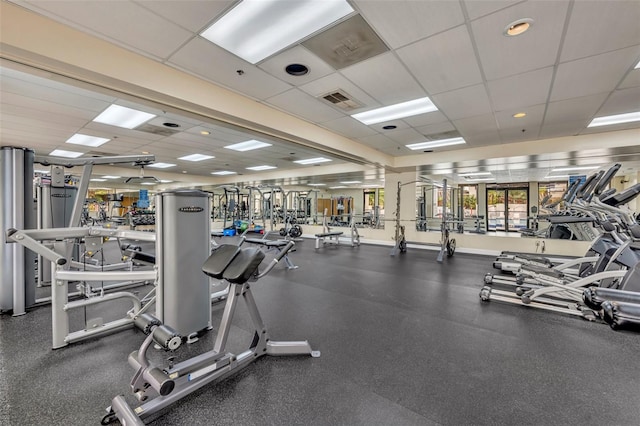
136, 123, 180, 137
423, 130, 461, 141
320, 89, 362, 111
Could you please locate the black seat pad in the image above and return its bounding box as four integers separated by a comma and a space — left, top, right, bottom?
223, 247, 265, 284
202, 245, 240, 279
315, 231, 343, 237
130, 251, 156, 265
245, 238, 289, 248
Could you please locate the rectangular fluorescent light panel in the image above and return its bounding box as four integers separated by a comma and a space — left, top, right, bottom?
160, 180, 173, 183
588, 111, 640, 127
544, 175, 570, 179
141, 182, 156, 185
178, 154, 215, 162
635, 61, 640, 69
406, 137, 466, 150
211, 171, 237, 175
465, 178, 495, 181
246, 165, 277, 171
340, 181, 361, 184
308, 183, 326, 186
66, 133, 110, 147
458, 171, 491, 177
351, 97, 438, 125
50, 149, 83, 158
551, 166, 599, 172
200, 0, 354, 64
90, 178, 107, 182
225, 140, 272, 152
93, 104, 156, 129
329, 186, 347, 189
148, 162, 176, 169
102, 176, 121, 179
293, 157, 332, 165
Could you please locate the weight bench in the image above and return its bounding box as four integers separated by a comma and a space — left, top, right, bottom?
129, 250, 156, 266
314, 231, 344, 249
243, 237, 299, 270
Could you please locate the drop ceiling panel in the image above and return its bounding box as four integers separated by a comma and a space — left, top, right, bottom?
619, 68, 640, 90
82, 122, 166, 141
384, 128, 424, 144
135, 0, 233, 33
298, 73, 378, 113
402, 111, 450, 127
259, 46, 335, 86
487, 67, 553, 112
550, 46, 640, 102
353, 0, 464, 48
471, 1, 569, 80
539, 120, 587, 140
168, 37, 291, 100
415, 121, 457, 138
21, 0, 194, 59
397, 25, 483, 95
452, 113, 500, 147
432, 84, 492, 120
340, 52, 426, 104
544, 93, 609, 125
0, 103, 90, 128
321, 116, 379, 139
1, 91, 99, 121
264, 89, 345, 124
496, 103, 545, 130
463, 0, 523, 21
560, 0, 640, 62
595, 86, 640, 117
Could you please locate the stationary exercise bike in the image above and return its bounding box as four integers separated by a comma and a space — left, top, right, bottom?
103, 242, 319, 425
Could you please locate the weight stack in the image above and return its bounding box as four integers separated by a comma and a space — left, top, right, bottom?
156, 190, 211, 336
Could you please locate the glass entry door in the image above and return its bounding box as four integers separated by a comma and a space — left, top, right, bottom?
487, 187, 528, 232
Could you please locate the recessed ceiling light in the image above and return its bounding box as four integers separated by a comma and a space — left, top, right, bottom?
178, 154, 215, 162
293, 157, 332, 165
141, 181, 156, 185
160, 180, 173, 183
551, 166, 599, 172
163, 122, 180, 128
211, 171, 237, 175
200, 0, 354, 64
382, 125, 397, 130
50, 149, 83, 158
90, 178, 107, 182
588, 111, 640, 127
406, 137, 466, 150
329, 186, 347, 189
148, 162, 176, 169
362, 184, 381, 188
458, 171, 492, 177
92, 104, 156, 129
308, 183, 326, 186
340, 180, 362, 184
102, 176, 121, 179
513, 112, 527, 118
285, 64, 309, 76
352, 97, 438, 125
200, 130, 211, 135
66, 133, 110, 147
504, 18, 533, 36
543, 175, 570, 179
225, 140, 272, 151
141, 151, 150, 154
246, 165, 277, 171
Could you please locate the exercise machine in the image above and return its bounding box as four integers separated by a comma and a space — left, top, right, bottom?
104, 241, 319, 425
314, 209, 360, 249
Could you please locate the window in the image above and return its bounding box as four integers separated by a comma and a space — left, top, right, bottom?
539, 181, 567, 209
461, 185, 478, 218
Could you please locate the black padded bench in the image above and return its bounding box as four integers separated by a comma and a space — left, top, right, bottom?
129, 250, 156, 266
314, 231, 343, 249
243, 238, 298, 270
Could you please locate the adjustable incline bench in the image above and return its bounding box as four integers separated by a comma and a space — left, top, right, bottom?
243, 231, 299, 269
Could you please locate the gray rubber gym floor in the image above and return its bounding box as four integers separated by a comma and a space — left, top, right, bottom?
1, 239, 639, 425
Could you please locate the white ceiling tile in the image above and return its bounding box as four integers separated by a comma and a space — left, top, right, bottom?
560, 0, 640, 62
263, 89, 344, 123
544, 93, 609, 125
402, 111, 450, 127
464, 0, 523, 21
453, 113, 499, 135
415, 121, 457, 138
397, 25, 483, 95
472, 1, 570, 80
432, 84, 492, 120
550, 46, 640, 102
298, 73, 379, 113
619, 68, 640, 90
353, 0, 464, 48
23, 0, 194, 59
0, 102, 89, 128
340, 52, 426, 104
321, 117, 379, 139
383, 128, 424, 144
595, 86, 640, 117
135, 0, 233, 33
258, 46, 335, 86
495, 103, 545, 131
539, 120, 587, 140
487, 67, 553, 112
168, 37, 291, 100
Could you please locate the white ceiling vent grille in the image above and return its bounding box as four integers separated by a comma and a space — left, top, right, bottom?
319, 89, 362, 111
